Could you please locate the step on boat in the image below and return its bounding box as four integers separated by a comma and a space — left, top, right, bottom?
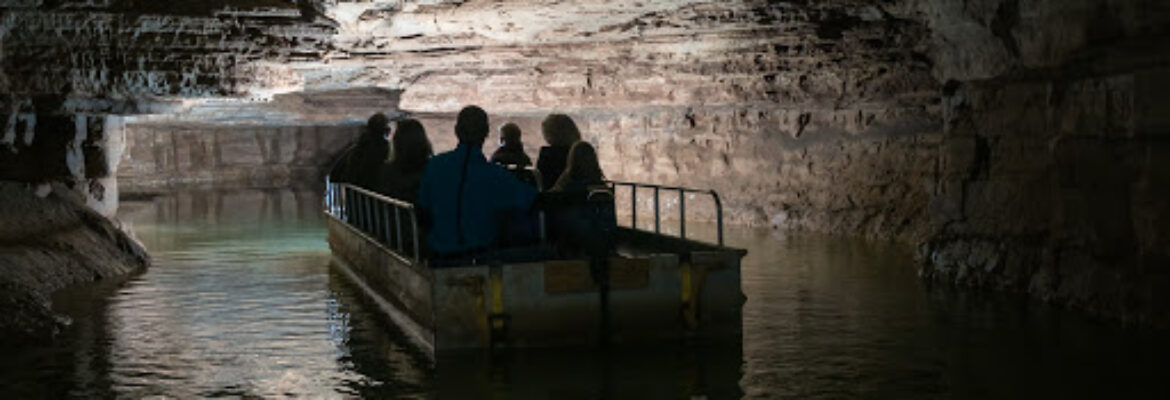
324, 179, 746, 357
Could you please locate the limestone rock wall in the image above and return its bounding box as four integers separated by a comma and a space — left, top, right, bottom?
118, 122, 359, 193
0, 111, 126, 217
0, 1, 332, 102
2, 1, 944, 241
917, 0, 1170, 326
0, 181, 149, 343
356, 0, 943, 240
4, 0, 1166, 326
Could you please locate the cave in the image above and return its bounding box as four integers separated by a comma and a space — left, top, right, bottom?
1, 0, 1168, 397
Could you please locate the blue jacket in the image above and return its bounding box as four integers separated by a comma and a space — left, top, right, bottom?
417, 143, 537, 254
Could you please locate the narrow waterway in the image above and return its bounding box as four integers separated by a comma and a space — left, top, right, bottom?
2, 189, 1168, 398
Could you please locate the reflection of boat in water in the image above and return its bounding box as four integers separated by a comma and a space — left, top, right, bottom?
324, 179, 746, 357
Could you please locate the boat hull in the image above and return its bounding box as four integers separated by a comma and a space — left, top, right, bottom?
326, 214, 746, 356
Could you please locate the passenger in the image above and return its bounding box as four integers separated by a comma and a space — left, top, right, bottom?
335, 113, 391, 190
535, 113, 581, 191
378, 118, 432, 203
417, 106, 538, 257
329, 113, 390, 232
489, 122, 532, 168
547, 141, 617, 279
551, 141, 607, 193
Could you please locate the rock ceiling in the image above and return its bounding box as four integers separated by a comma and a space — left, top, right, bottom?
1, 0, 938, 120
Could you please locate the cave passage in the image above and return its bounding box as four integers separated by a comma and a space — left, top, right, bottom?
2, 190, 1169, 398
2, 0, 1169, 397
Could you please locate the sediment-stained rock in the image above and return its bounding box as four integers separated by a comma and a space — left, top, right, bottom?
2, 0, 1167, 328
0, 181, 149, 344
117, 121, 360, 193
917, 0, 1170, 327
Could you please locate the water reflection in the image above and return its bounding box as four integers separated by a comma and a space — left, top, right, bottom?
2, 190, 1168, 398
732, 229, 1170, 399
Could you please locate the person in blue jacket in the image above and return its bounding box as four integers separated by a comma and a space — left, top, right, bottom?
417, 106, 537, 258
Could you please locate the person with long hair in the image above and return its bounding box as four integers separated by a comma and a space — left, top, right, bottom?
330, 113, 390, 190
535, 113, 582, 191
378, 118, 432, 203
551, 141, 606, 193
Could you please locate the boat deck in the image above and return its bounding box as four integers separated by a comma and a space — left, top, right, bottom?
323, 182, 746, 357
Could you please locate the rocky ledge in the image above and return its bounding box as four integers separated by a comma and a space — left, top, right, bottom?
0, 181, 149, 344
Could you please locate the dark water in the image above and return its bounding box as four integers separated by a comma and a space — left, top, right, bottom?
3, 189, 1169, 399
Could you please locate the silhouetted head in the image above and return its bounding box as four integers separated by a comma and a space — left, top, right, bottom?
541, 113, 581, 147
364, 113, 391, 142
455, 105, 489, 146
499, 123, 522, 147
391, 119, 433, 172
553, 141, 605, 191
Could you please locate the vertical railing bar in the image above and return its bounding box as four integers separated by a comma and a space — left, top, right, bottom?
379, 201, 388, 245
630, 184, 637, 230
395, 206, 403, 252
653, 186, 660, 234
372, 198, 380, 243
711, 190, 723, 246
381, 202, 389, 246
538, 211, 547, 242
363, 194, 372, 235
410, 211, 420, 265
370, 196, 377, 238
679, 189, 686, 240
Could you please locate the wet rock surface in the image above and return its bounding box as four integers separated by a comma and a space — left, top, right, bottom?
1, 0, 1168, 328
918, 0, 1170, 327
0, 182, 149, 344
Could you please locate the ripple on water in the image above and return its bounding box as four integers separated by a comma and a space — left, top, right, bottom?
3, 193, 1170, 399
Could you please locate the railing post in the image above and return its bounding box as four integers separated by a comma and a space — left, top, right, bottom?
653, 186, 660, 234
395, 207, 403, 252
380, 202, 389, 245
630, 184, 637, 230
679, 189, 686, 240
363, 194, 372, 235
711, 190, 723, 246
538, 211, 547, 242
341, 186, 348, 221
372, 199, 380, 242
410, 211, 421, 265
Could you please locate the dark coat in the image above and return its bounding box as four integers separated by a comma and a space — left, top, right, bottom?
535, 145, 571, 191
490, 145, 533, 168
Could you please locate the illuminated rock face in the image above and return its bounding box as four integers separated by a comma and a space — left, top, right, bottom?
1, 0, 1168, 326
322, 0, 943, 241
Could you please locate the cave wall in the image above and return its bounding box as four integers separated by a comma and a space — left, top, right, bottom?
2, 0, 1167, 326
337, 0, 942, 240
0, 0, 337, 211
917, 0, 1170, 326
0, 110, 126, 217
118, 122, 358, 193
2, 1, 944, 240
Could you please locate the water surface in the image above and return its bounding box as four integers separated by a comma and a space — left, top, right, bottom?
2, 189, 1168, 398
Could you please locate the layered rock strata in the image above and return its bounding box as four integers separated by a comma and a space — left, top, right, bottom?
0, 182, 149, 343
335, 0, 943, 241
117, 121, 360, 193
2, 0, 1167, 328
917, 0, 1170, 327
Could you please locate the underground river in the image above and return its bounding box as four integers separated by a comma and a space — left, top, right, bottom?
3, 189, 1169, 398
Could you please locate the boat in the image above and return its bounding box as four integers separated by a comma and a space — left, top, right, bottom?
323, 178, 747, 357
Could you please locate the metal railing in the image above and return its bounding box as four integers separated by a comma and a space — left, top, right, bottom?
325, 179, 422, 265
607, 181, 724, 246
